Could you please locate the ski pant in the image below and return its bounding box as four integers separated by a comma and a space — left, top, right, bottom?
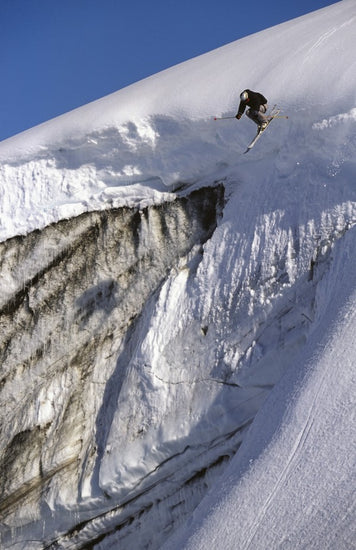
246, 104, 268, 126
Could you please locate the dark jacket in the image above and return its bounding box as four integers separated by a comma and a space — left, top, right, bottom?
237, 90, 268, 116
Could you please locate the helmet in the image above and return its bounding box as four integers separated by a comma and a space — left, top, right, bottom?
240, 91, 249, 101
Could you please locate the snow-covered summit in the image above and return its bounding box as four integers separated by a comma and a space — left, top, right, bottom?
0, 1, 355, 549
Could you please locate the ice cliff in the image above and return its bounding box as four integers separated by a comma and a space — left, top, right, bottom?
0, 186, 226, 546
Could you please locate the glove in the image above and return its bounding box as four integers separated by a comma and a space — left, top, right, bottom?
236, 113, 242, 120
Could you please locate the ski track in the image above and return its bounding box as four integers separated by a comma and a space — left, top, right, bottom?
244, 366, 325, 549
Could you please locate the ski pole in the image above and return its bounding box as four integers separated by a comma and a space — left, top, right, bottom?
213, 116, 236, 120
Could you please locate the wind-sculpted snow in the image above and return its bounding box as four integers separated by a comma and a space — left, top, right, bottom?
0, 115, 241, 243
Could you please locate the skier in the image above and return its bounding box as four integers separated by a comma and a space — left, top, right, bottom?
235, 90, 269, 130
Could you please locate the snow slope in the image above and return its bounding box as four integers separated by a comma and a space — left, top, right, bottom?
164, 226, 356, 550
0, 0, 355, 241
0, 1, 356, 549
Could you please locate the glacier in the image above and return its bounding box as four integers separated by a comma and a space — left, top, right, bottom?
0, 1, 355, 549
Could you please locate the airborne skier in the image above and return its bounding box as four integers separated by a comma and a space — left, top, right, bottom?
213, 88, 288, 153
235, 89, 269, 130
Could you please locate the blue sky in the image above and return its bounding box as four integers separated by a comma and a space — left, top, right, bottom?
1, 0, 337, 142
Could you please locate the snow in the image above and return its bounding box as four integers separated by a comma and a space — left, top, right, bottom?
0, 0, 356, 548
164, 226, 356, 550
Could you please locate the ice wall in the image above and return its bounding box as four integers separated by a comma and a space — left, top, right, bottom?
0, 186, 224, 548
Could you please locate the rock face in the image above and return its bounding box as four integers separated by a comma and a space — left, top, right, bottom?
0, 186, 225, 549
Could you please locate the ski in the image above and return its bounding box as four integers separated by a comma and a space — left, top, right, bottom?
243, 109, 288, 154
243, 110, 279, 153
